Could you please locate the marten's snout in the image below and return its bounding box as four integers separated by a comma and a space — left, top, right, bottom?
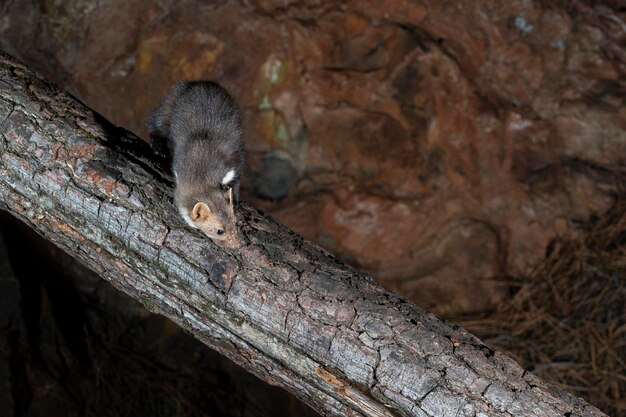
210, 222, 241, 248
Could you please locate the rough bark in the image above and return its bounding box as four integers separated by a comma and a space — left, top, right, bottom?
0, 52, 606, 417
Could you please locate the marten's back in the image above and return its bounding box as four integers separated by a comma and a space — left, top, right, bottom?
149, 81, 244, 189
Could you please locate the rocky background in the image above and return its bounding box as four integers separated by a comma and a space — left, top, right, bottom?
1, 0, 624, 314
0, 0, 624, 416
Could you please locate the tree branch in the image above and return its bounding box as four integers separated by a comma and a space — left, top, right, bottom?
0, 51, 606, 417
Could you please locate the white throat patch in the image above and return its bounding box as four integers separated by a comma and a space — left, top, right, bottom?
221, 169, 235, 186
179, 206, 198, 229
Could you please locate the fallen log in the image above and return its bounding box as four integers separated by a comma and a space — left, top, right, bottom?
0, 51, 606, 417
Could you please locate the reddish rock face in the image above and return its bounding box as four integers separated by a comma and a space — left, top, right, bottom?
1, 0, 623, 315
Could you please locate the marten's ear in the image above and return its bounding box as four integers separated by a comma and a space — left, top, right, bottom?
191, 202, 212, 221
227, 188, 235, 216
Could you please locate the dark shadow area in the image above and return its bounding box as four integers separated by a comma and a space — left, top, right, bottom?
0, 211, 320, 417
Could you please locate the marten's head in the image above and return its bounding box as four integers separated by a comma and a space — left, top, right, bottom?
177, 186, 240, 248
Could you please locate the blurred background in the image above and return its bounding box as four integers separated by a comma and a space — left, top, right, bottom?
0, 0, 623, 416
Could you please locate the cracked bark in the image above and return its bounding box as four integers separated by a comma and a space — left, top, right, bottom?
0, 52, 607, 417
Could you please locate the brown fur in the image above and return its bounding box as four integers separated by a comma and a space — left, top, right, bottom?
149, 81, 245, 248
187, 190, 238, 248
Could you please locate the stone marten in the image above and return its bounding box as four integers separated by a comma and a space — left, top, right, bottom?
149, 81, 245, 248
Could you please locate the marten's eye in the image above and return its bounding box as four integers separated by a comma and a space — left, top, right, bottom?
216, 229, 224, 235
221, 184, 232, 192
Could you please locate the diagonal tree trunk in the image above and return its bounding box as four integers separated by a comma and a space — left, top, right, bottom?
0, 51, 606, 417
